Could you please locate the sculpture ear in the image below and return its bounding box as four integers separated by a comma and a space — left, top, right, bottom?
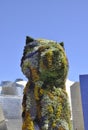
26, 36, 34, 44
60, 42, 64, 49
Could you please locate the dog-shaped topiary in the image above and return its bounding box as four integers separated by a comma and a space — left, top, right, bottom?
21, 36, 71, 130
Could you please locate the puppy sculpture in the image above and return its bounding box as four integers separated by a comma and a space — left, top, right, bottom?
21, 36, 71, 130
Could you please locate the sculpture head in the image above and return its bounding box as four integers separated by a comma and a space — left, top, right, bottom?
21, 36, 69, 88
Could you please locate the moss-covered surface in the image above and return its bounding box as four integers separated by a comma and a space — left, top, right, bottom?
21, 36, 71, 130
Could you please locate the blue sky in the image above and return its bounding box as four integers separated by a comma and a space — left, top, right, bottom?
0, 0, 88, 82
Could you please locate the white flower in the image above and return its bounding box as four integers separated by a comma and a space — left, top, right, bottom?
44, 124, 48, 129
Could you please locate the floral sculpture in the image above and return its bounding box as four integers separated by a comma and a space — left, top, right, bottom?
21, 36, 71, 130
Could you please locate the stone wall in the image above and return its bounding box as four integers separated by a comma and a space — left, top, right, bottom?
0, 105, 5, 122
0, 104, 8, 130
0, 95, 22, 119
70, 82, 84, 130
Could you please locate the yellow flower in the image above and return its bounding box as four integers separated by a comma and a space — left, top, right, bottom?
56, 105, 62, 118
34, 85, 40, 100
40, 88, 44, 95
22, 111, 34, 130
47, 105, 53, 113
46, 50, 53, 67
48, 92, 54, 99
52, 122, 56, 128
30, 67, 39, 82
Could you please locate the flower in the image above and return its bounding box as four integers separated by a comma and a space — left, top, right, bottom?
52, 121, 56, 128
22, 111, 34, 130
45, 50, 53, 68
48, 92, 54, 99
40, 88, 44, 95
30, 67, 39, 82
34, 85, 40, 100
47, 105, 53, 114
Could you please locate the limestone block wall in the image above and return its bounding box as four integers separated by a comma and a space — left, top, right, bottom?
70, 82, 84, 130
0, 95, 22, 119
0, 105, 5, 122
